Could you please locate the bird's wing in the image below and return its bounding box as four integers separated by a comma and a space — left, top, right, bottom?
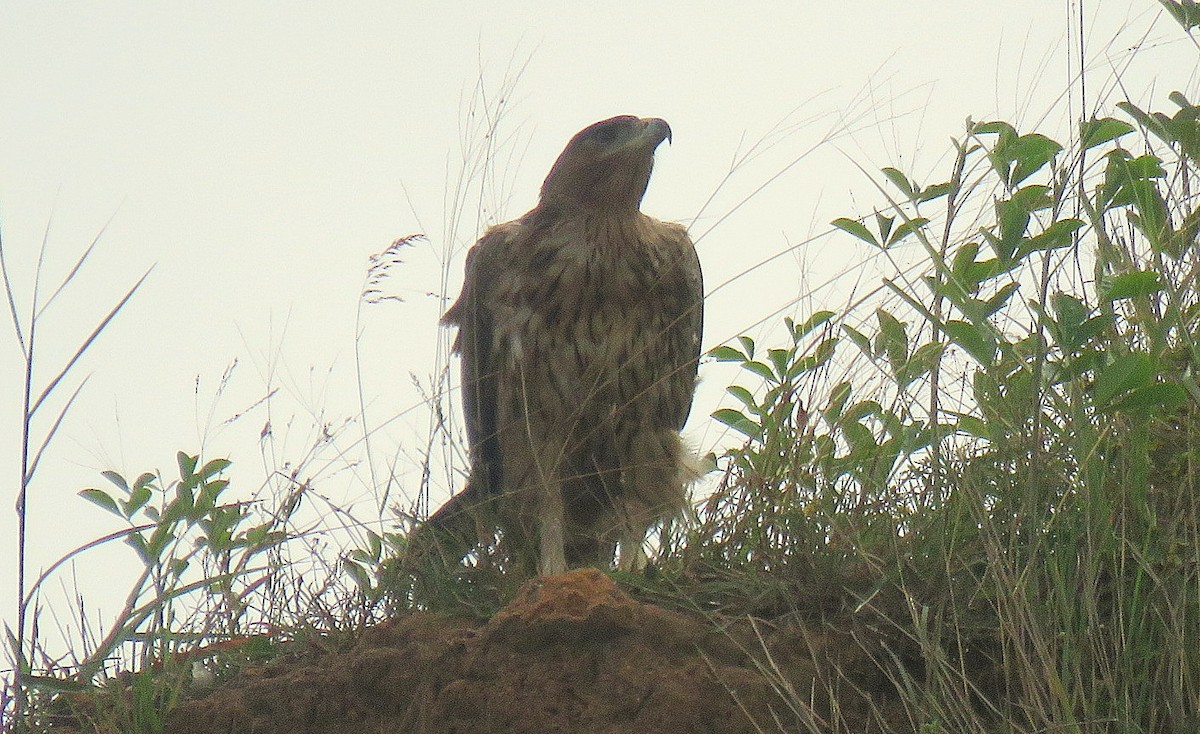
660, 223, 705, 431
404, 225, 517, 574
442, 223, 517, 496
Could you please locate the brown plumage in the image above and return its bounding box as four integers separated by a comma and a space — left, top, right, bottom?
422, 115, 702, 577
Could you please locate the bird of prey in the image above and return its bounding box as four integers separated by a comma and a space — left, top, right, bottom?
422, 115, 703, 577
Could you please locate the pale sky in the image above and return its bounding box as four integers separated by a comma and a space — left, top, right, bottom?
1, 2, 1193, 662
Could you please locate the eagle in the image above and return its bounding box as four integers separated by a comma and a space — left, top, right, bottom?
419, 115, 703, 578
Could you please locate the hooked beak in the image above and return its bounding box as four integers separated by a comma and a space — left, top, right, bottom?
641, 117, 672, 147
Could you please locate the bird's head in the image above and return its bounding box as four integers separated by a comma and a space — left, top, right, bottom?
539, 115, 672, 214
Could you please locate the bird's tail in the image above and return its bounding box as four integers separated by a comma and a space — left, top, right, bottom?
399, 481, 489, 575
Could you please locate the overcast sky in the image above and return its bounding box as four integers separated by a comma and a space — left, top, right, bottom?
2, 2, 1194, 661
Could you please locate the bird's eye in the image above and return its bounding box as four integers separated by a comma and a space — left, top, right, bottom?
588, 123, 623, 146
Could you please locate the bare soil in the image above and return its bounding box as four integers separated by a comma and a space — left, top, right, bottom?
161, 569, 913, 734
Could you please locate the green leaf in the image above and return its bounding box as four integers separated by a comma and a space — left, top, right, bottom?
875, 212, 895, 243
1052, 292, 1088, 330
993, 198, 1031, 260
1163, 205, 1200, 260
1095, 353, 1155, 406
79, 488, 122, 517
124, 485, 153, 516
1119, 96, 1200, 159
163, 485, 195, 524
949, 242, 989, 289
1128, 180, 1171, 248
898, 342, 946, 388
177, 452, 198, 480
204, 479, 230, 499
955, 415, 990, 439
713, 408, 761, 439
842, 325, 873, 356
917, 181, 953, 203
832, 217, 879, 247
844, 400, 882, 423
1076, 316, 1113, 347
126, 531, 149, 564
978, 122, 1062, 186
1010, 184, 1053, 212
823, 381, 852, 424
792, 310, 835, 339
345, 561, 373, 593
875, 309, 909, 375
886, 217, 930, 247
945, 320, 997, 366
726, 385, 759, 413
349, 548, 375, 565
842, 421, 877, 453
1009, 133, 1063, 185
145, 526, 176, 561
1160, 0, 1200, 30
767, 348, 792, 380
1101, 149, 1168, 212
1168, 90, 1196, 111
742, 360, 776, 381
245, 525, 279, 548
709, 345, 746, 362
790, 337, 838, 378
199, 458, 231, 480
1017, 218, 1084, 257
982, 282, 1019, 318
973, 120, 1016, 137
22, 676, 98, 694
1102, 270, 1163, 301
738, 335, 756, 358
881, 167, 915, 198
1117, 150, 1168, 179
101, 470, 129, 492
1080, 116, 1135, 150
1107, 382, 1187, 413
1048, 292, 1108, 356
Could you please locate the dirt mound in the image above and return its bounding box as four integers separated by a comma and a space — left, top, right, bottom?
164, 569, 904, 733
